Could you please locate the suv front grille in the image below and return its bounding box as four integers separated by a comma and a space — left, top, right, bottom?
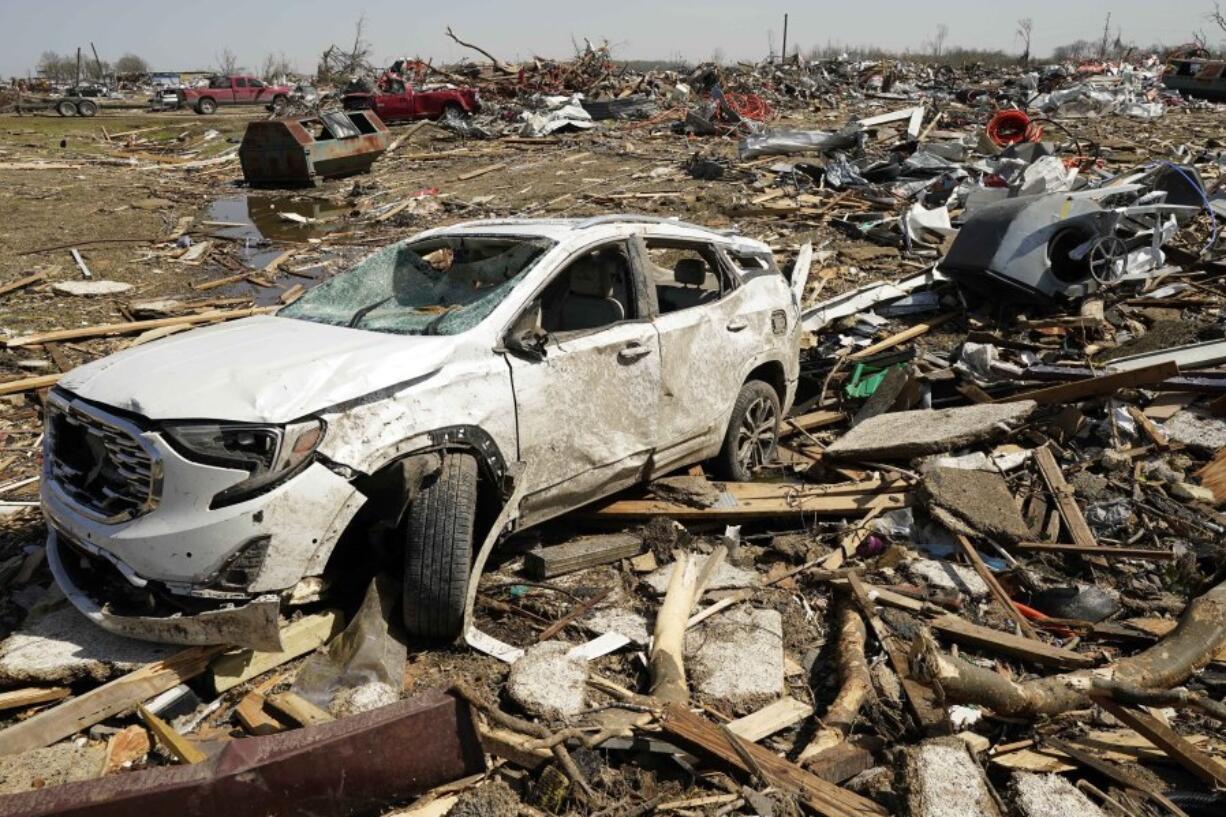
45, 394, 160, 522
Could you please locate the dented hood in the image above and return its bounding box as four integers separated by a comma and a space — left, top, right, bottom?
59, 315, 453, 423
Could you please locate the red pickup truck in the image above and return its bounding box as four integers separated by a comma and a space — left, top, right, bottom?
184, 75, 293, 115
342, 82, 480, 123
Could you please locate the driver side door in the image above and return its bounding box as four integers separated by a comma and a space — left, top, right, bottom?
503, 240, 661, 525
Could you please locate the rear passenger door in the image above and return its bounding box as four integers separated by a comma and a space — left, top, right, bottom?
643, 237, 761, 463
503, 240, 661, 524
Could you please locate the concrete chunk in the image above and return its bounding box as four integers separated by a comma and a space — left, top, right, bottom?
507, 641, 588, 719
685, 607, 783, 705
826, 401, 1035, 460
921, 467, 1032, 544
906, 739, 1004, 817
1011, 772, 1104, 817
644, 558, 758, 594
906, 558, 990, 599
52, 280, 133, 297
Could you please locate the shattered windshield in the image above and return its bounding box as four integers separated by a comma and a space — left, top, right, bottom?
279, 235, 554, 336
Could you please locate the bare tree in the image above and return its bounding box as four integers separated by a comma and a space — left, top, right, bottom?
1016, 18, 1033, 64
925, 24, 949, 58
115, 53, 148, 75
260, 52, 295, 82
317, 16, 374, 84
36, 51, 76, 82
1098, 12, 1112, 59
216, 48, 240, 75
1211, 2, 1226, 33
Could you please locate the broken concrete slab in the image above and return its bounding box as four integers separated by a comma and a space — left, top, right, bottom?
51, 280, 134, 297
586, 607, 650, 645
506, 641, 588, 719
1011, 771, 1104, 817
0, 741, 106, 795
905, 558, 990, 599
685, 607, 783, 705
921, 467, 1032, 544
826, 401, 1036, 460
644, 557, 758, 594
906, 739, 1004, 817
0, 602, 177, 685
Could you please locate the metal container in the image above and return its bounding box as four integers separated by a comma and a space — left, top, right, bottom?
240, 110, 390, 186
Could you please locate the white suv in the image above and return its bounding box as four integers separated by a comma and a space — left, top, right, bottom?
42, 216, 804, 649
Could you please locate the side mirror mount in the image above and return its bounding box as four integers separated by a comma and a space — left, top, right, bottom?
501, 302, 548, 361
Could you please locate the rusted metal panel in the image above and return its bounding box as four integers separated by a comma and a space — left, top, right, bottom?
240, 110, 390, 186
0, 688, 484, 817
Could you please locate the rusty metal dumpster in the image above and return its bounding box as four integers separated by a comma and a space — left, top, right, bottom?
239, 110, 390, 187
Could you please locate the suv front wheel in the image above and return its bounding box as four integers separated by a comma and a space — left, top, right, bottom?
711, 381, 780, 481
403, 452, 478, 639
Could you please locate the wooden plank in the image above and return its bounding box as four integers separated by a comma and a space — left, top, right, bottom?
954, 534, 1039, 640
0, 373, 60, 396
234, 692, 285, 736
782, 409, 846, 437
1127, 406, 1170, 450
804, 742, 877, 783
138, 704, 207, 764
1008, 361, 1179, 406
1014, 542, 1175, 561
523, 533, 643, 580
210, 610, 344, 693
588, 490, 908, 521
1195, 446, 1226, 504
4, 307, 273, 347
726, 696, 815, 742
454, 162, 506, 181
846, 572, 947, 734
1034, 445, 1099, 551
658, 702, 889, 817
537, 588, 611, 641
0, 271, 45, 298
849, 312, 958, 361
929, 614, 1094, 670
0, 686, 70, 711
0, 646, 222, 755
1092, 697, 1226, 789
265, 691, 334, 726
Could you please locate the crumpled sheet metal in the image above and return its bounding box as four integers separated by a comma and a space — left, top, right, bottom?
737, 124, 862, 159
0, 688, 485, 817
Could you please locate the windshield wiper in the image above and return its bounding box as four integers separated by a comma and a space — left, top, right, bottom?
347, 296, 395, 328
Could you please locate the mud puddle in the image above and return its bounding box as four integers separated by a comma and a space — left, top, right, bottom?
203, 194, 346, 245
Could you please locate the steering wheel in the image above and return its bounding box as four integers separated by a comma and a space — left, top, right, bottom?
1087, 235, 1129, 285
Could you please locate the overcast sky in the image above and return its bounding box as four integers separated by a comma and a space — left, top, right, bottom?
1, 0, 1218, 78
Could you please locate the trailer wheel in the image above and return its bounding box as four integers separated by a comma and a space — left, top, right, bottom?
76, 99, 98, 117
402, 452, 478, 639
196, 97, 217, 115
55, 100, 78, 117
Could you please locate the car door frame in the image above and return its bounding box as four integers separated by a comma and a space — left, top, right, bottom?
498, 236, 662, 526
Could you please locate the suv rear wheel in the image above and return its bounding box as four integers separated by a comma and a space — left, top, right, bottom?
402, 452, 478, 639
711, 381, 780, 481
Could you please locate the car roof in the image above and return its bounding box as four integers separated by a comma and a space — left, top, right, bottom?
421, 215, 770, 253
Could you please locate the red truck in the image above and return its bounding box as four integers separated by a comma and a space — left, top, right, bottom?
342, 81, 480, 123
183, 75, 293, 115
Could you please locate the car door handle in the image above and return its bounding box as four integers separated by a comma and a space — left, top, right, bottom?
726, 319, 748, 332
617, 342, 652, 363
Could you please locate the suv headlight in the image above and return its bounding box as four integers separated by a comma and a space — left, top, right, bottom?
163, 419, 324, 506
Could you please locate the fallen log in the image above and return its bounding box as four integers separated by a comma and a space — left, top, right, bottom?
649, 547, 726, 702
799, 599, 873, 761
915, 577, 1226, 718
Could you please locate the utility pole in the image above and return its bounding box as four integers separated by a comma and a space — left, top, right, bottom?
781, 13, 789, 64
90, 42, 104, 84
75, 47, 81, 87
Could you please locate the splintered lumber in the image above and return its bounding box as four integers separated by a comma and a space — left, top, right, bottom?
928, 614, 1095, 670
1092, 696, 1226, 788
523, 533, 643, 579
955, 534, 1038, 640
0, 373, 60, 396
782, 409, 847, 437
1009, 361, 1179, 405
0, 271, 45, 298
0, 646, 222, 755
845, 572, 947, 734
649, 547, 727, 702
1034, 445, 1099, 550
0, 686, 70, 711
589, 480, 908, 521
1014, 542, 1175, 561
210, 610, 344, 693
537, 588, 611, 642
265, 691, 334, 726
234, 692, 285, 736
455, 162, 506, 181
727, 696, 815, 742
848, 311, 958, 361
657, 702, 889, 817
138, 704, 207, 764
1127, 406, 1170, 450
1195, 446, 1226, 504
5, 307, 273, 347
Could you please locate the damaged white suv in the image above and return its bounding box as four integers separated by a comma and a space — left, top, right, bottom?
42, 216, 804, 649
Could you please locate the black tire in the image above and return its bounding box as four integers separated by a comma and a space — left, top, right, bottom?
55, 100, 77, 117
710, 380, 781, 481
76, 99, 98, 117
403, 452, 478, 639
442, 101, 464, 119
196, 97, 217, 115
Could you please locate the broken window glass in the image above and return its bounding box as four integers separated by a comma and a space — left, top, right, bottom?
280, 236, 555, 336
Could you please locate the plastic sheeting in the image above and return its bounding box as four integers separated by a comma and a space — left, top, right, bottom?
737, 123, 862, 159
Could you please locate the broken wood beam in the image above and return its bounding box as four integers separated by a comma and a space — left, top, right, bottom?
589, 482, 908, 521
0, 686, 70, 711
1034, 445, 1100, 551
955, 534, 1039, 640
1007, 361, 1179, 406
727, 696, 815, 743
210, 611, 344, 694
1014, 542, 1175, 560
5, 307, 274, 347
849, 312, 958, 361
265, 691, 334, 727
928, 613, 1095, 670
0, 373, 60, 396
138, 704, 207, 764
0, 271, 45, 298
1091, 696, 1226, 789
234, 692, 284, 736
523, 533, 643, 579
